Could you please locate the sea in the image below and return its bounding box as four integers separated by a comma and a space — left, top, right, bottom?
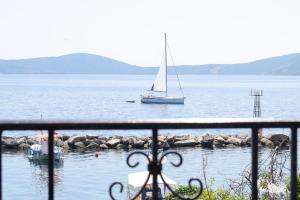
1, 74, 300, 199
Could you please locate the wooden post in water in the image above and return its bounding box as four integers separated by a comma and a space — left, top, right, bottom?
251, 89, 263, 137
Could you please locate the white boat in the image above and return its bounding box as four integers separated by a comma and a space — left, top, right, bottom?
28, 133, 63, 162
141, 33, 185, 104
29, 144, 63, 162
127, 171, 177, 199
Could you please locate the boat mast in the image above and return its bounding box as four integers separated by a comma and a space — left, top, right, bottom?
165, 33, 167, 96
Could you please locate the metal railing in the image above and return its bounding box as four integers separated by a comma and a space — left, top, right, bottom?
0, 118, 298, 200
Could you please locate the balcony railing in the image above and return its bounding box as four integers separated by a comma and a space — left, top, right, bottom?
0, 118, 298, 200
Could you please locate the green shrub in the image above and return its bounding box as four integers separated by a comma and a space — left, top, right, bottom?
164, 185, 198, 200
164, 185, 247, 200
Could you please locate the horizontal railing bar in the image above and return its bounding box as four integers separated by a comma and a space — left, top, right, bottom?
0, 119, 298, 200
0, 118, 300, 130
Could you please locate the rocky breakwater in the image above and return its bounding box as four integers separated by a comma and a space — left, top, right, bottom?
1, 133, 291, 152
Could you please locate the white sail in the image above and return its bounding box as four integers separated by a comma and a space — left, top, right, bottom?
151, 45, 167, 92
141, 33, 185, 104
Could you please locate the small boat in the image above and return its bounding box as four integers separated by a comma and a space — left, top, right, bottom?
28, 133, 63, 162
141, 33, 185, 104
29, 144, 63, 162
126, 100, 136, 103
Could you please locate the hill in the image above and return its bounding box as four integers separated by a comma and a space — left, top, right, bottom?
0, 53, 300, 75
0, 53, 155, 74
176, 53, 300, 75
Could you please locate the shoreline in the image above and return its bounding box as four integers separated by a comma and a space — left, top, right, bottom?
2, 133, 290, 152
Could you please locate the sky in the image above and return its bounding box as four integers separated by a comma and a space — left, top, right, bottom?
0, 0, 300, 66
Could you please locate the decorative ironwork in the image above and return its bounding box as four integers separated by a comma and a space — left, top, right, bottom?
0, 119, 298, 199
159, 151, 203, 200
109, 149, 203, 200
109, 151, 151, 200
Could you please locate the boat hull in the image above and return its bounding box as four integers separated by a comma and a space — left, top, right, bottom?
141, 96, 185, 104
28, 153, 62, 162
29, 144, 63, 161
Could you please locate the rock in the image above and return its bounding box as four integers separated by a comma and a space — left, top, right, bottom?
269, 134, 289, 146
27, 138, 35, 145
111, 135, 123, 140
18, 143, 31, 150
219, 134, 229, 140
94, 139, 106, 145
214, 142, 226, 148
226, 137, 242, 146
122, 137, 134, 145
166, 136, 176, 144
241, 137, 251, 146
195, 136, 203, 143
132, 140, 145, 149
16, 137, 27, 145
202, 136, 214, 148
157, 142, 164, 149
99, 144, 108, 150
246, 137, 265, 147
172, 139, 198, 147
226, 144, 236, 148
86, 135, 98, 140
214, 136, 225, 143
144, 143, 149, 149
213, 136, 226, 148
174, 135, 191, 142
74, 142, 85, 149
67, 136, 86, 144
106, 138, 121, 147
140, 136, 150, 142
238, 134, 249, 139
116, 144, 128, 150
158, 136, 166, 143
2, 136, 13, 140
84, 139, 93, 146
2, 138, 19, 148
86, 142, 98, 150
62, 135, 70, 141
260, 138, 274, 147
98, 136, 108, 141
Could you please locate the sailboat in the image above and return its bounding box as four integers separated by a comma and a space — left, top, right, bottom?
141, 33, 185, 104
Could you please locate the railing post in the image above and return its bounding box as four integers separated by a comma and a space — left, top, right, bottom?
48, 129, 54, 200
0, 130, 2, 200
152, 129, 159, 199
251, 128, 259, 200
291, 127, 298, 200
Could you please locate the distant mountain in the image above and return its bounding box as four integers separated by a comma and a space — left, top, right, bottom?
0, 52, 300, 75
175, 53, 300, 75
0, 53, 156, 74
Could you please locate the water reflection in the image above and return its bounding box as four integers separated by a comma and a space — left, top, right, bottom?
29, 159, 63, 187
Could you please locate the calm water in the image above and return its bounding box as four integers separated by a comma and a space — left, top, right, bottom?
1, 74, 300, 199
1, 74, 300, 120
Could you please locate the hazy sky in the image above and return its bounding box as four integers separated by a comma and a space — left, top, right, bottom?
1, 0, 300, 66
